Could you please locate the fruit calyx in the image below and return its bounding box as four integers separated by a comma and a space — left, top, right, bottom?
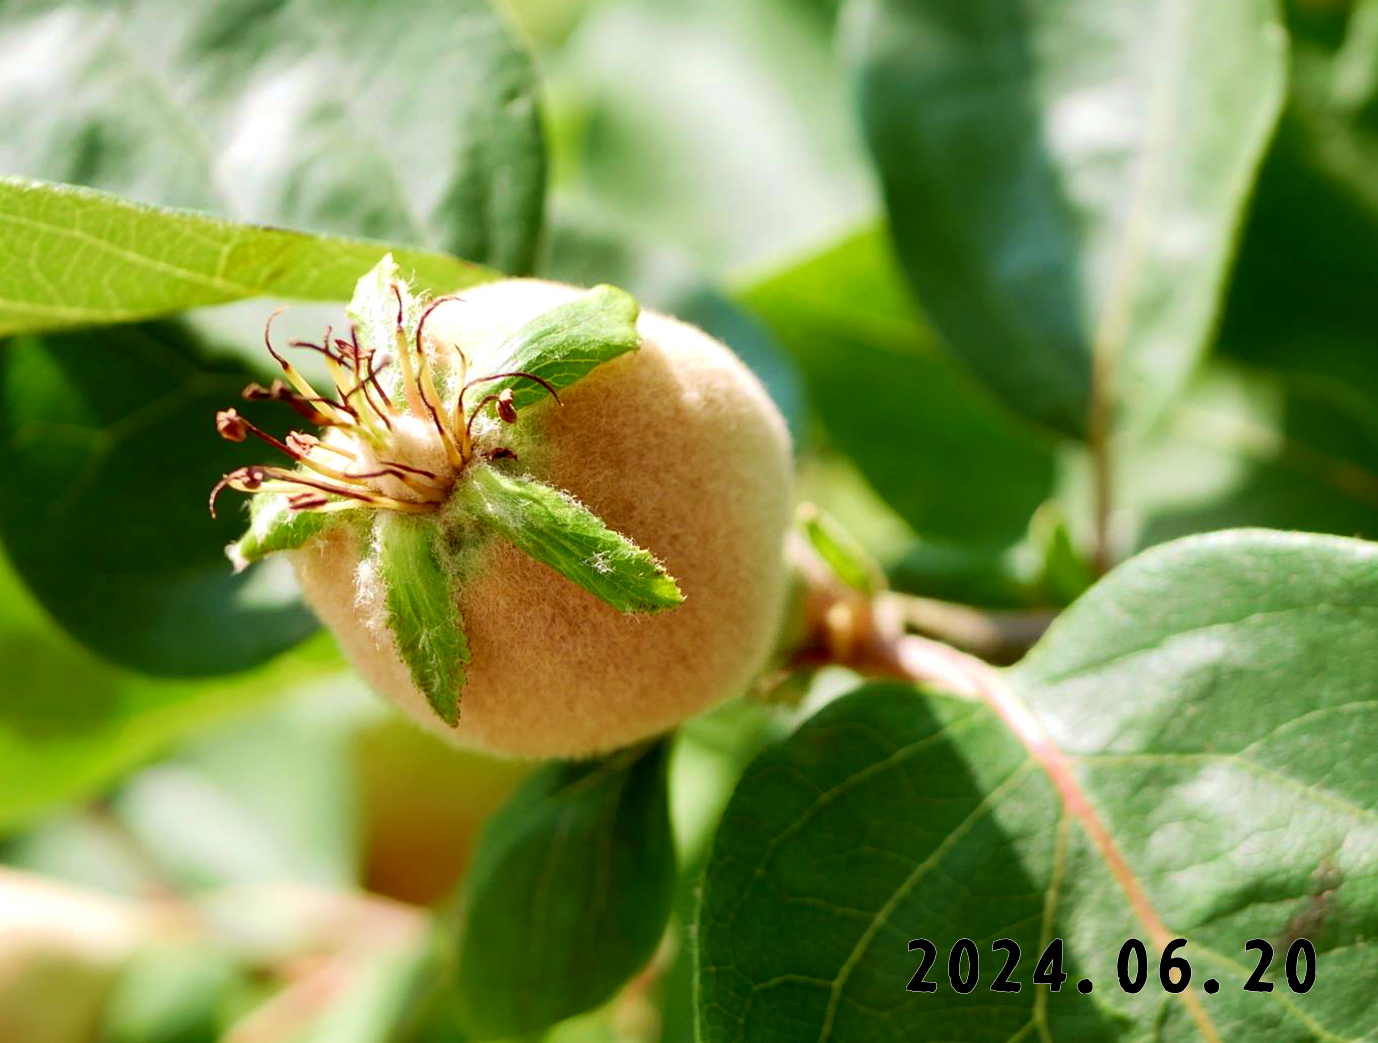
209, 272, 560, 523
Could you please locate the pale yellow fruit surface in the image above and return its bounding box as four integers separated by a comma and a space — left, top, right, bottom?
292, 280, 794, 758
352, 715, 529, 902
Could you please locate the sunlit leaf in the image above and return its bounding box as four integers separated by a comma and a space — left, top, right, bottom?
0, 0, 545, 274
852, 0, 1287, 437
0, 178, 493, 338
699, 529, 1378, 1041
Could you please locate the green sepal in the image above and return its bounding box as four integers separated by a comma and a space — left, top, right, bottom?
457, 464, 683, 614
376, 514, 471, 726
347, 253, 418, 362
477, 285, 641, 409
226, 493, 348, 572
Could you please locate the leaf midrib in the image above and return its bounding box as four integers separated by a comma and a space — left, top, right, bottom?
957, 645, 1226, 1042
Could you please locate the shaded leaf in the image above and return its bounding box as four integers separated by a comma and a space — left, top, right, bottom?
851, 0, 1287, 436
477, 285, 642, 411
458, 464, 683, 614
0, 0, 545, 274
1219, 3, 1378, 414
740, 228, 1055, 547
109, 689, 369, 891
0, 319, 318, 676
543, 210, 808, 443
698, 529, 1378, 1041
1114, 362, 1378, 548
0, 178, 493, 338
298, 939, 464, 1043
377, 515, 470, 727
456, 741, 676, 1039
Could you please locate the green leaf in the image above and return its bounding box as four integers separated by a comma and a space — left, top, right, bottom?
377, 515, 470, 727
1117, 362, 1378, 548
851, 0, 1288, 437
228, 493, 350, 572
1218, 4, 1378, 416
698, 529, 1378, 1041
0, 319, 319, 676
102, 943, 242, 1043
0, 178, 494, 338
109, 691, 367, 891
543, 211, 808, 443
477, 285, 642, 410
740, 228, 1055, 548
457, 464, 683, 614
0, 0, 545, 275
455, 741, 677, 1039
559, 0, 871, 274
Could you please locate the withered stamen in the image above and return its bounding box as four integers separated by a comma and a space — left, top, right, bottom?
264, 310, 348, 423
460, 370, 563, 414
415, 295, 466, 363
497, 388, 518, 424
288, 492, 330, 511
391, 284, 425, 416
375, 458, 441, 481
286, 432, 356, 463
251, 466, 436, 514
209, 465, 266, 517
215, 283, 552, 523
216, 409, 249, 442
465, 394, 503, 444
216, 409, 300, 461
243, 381, 335, 428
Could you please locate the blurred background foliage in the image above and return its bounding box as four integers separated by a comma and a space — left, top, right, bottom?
1, 0, 1377, 1039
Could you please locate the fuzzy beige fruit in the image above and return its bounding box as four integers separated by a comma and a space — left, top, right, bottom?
289, 279, 793, 758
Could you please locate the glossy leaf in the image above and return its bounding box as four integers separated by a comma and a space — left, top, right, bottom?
0, 0, 546, 274
698, 529, 1378, 1041
458, 464, 683, 614
477, 285, 642, 411
740, 228, 1055, 547
0, 178, 493, 338
851, 0, 1287, 436
456, 741, 677, 1039
377, 515, 470, 727
0, 0, 546, 677
0, 319, 319, 676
